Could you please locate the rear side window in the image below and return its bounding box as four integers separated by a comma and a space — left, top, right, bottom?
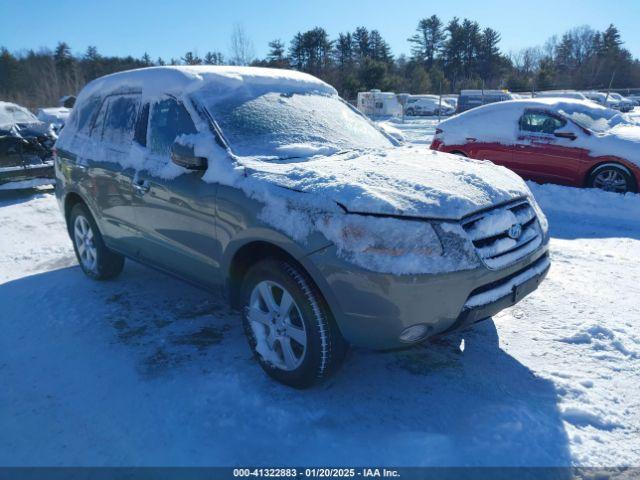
148, 98, 197, 155
102, 95, 140, 146
76, 95, 103, 134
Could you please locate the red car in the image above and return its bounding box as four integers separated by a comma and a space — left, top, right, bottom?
430, 98, 640, 194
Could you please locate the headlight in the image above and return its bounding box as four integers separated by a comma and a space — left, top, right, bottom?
316, 214, 446, 274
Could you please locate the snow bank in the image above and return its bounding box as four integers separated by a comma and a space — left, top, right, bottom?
528, 182, 640, 223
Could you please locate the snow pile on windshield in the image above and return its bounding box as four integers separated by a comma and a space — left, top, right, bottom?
192, 88, 392, 158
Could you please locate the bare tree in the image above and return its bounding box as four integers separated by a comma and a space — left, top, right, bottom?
229, 23, 254, 66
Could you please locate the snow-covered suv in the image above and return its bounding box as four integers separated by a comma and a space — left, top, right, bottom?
55, 66, 550, 387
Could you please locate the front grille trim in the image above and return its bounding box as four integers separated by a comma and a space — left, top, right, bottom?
461, 199, 543, 271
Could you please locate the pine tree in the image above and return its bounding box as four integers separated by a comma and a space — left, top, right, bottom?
182, 51, 202, 65
408, 15, 444, 67
204, 51, 224, 65
266, 40, 288, 68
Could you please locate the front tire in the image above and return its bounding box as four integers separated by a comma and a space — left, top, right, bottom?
588, 164, 636, 194
69, 203, 125, 280
241, 259, 347, 388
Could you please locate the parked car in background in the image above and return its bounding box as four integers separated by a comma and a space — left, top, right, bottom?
582, 91, 609, 106
607, 92, 634, 112
37, 107, 71, 133
442, 94, 458, 109
582, 91, 630, 111
457, 89, 515, 113
626, 94, 640, 106
0, 101, 56, 190
55, 66, 550, 387
534, 90, 589, 101
431, 98, 640, 194
405, 96, 455, 116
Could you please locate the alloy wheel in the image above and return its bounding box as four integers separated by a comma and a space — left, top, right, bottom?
73, 215, 98, 273
247, 280, 308, 371
593, 169, 629, 193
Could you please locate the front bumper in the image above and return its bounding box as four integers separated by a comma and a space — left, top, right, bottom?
308, 244, 550, 349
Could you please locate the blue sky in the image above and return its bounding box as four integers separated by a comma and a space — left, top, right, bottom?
2, 0, 639, 60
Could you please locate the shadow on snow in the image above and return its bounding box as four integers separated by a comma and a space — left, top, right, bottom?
0, 261, 571, 468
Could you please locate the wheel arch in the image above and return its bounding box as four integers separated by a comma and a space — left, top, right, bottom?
225, 240, 336, 315
449, 150, 469, 157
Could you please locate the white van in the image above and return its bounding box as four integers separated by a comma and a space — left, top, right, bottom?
356, 90, 402, 116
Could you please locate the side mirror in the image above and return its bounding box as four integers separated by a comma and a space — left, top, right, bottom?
554, 131, 577, 141
170, 142, 207, 170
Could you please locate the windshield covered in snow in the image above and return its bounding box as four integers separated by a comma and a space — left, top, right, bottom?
557, 105, 631, 133
197, 89, 393, 158
0, 104, 39, 126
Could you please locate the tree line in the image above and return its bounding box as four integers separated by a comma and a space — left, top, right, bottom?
1, 16, 639, 110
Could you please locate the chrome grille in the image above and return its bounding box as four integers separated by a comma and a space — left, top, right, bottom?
462, 200, 542, 270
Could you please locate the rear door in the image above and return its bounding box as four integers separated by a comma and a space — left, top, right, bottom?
58, 93, 142, 255
130, 97, 222, 288
511, 109, 585, 184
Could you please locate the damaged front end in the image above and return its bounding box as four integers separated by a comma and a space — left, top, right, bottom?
0, 123, 56, 190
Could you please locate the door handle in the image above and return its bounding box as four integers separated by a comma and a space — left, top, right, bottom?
132, 178, 150, 195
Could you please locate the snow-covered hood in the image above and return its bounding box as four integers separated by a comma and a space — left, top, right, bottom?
239, 146, 531, 220
588, 124, 640, 165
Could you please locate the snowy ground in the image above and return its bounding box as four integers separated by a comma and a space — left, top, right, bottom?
1, 122, 639, 467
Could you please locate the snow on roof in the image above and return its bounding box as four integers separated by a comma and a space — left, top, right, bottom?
442, 97, 611, 130
77, 66, 337, 102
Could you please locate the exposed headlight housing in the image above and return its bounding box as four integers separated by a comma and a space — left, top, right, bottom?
530, 197, 549, 239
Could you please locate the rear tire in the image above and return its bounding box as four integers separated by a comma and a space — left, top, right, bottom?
588, 164, 636, 194
69, 203, 125, 280
241, 259, 347, 388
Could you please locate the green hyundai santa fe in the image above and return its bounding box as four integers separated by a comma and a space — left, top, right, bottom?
55, 66, 550, 387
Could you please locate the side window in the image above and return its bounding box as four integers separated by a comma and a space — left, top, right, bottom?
148, 98, 197, 156
90, 98, 110, 140
519, 111, 566, 134
102, 95, 140, 147
76, 95, 102, 134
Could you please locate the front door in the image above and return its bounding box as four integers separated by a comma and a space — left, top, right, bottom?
131, 97, 222, 289
512, 109, 585, 185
